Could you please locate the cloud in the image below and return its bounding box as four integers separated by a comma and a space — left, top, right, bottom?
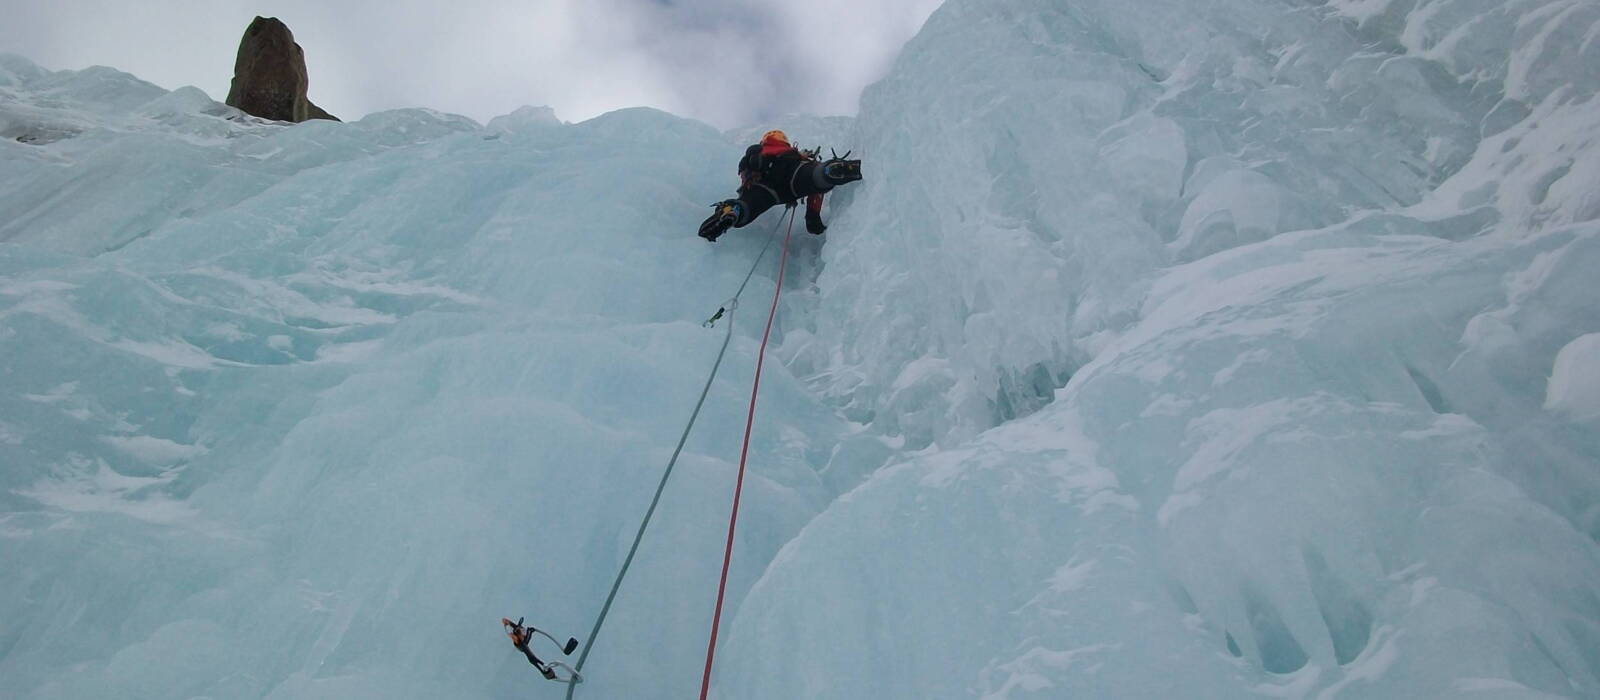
0, 0, 943, 128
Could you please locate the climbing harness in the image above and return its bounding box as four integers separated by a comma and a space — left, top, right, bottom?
563, 210, 794, 700
697, 207, 798, 700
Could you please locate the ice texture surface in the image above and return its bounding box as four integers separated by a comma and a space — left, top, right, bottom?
3, 0, 1600, 697
750, 0, 1600, 697
0, 57, 842, 700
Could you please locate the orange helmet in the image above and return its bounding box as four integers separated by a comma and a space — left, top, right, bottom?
762, 129, 788, 145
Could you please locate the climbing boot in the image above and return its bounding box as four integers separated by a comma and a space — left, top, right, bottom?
698, 200, 743, 242
822, 158, 862, 185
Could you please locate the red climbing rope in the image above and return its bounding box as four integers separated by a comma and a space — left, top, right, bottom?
697, 207, 797, 700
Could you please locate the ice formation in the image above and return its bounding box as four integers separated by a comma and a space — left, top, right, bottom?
3, 0, 1599, 698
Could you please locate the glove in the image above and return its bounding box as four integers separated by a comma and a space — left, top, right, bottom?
805, 210, 827, 235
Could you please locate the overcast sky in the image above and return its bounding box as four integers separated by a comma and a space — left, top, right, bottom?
0, 0, 943, 129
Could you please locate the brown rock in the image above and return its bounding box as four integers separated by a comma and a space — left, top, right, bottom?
224, 16, 339, 123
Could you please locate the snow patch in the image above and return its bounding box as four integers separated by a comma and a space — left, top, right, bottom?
99, 435, 206, 464
16, 458, 196, 526
1545, 333, 1600, 421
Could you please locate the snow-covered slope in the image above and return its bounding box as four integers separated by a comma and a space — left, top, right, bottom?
3, 0, 1600, 697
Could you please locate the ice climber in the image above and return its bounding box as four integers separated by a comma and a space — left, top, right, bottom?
501, 617, 579, 681
697, 129, 863, 242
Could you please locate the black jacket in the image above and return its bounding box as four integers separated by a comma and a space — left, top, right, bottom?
739, 145, 805, 195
